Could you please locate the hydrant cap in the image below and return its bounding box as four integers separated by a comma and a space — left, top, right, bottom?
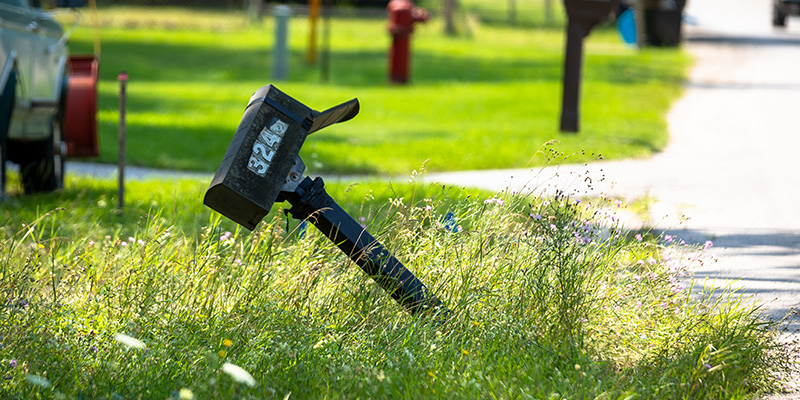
387, 0, 413, 13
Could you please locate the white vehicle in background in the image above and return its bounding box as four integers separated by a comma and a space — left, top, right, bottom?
0, 0, 98, 198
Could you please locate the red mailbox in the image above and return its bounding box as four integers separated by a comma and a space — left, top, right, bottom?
387, 0, 428, 84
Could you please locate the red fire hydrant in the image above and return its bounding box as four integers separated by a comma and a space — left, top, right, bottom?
387, 0, 429, 84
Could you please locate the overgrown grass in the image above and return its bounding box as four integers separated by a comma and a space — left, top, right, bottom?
0, 168, 794, 398
62, 3, 689, 174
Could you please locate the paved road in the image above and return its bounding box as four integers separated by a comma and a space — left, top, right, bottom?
425, 0, 800, 352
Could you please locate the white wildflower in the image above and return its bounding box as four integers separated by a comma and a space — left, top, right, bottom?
221, 362, 256, 387
178, 388, 195, 399
114, 333, 146, 350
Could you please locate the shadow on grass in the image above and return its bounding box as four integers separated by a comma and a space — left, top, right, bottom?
93, 36, 679, 88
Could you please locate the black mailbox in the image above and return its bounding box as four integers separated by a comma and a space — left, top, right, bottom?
203, 85, 447, 318
204, 85, 358, 230
560, 0, 619, 133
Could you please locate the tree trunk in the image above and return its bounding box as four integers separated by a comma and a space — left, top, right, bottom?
544, 0, 553, 26
246, 0, 262, 24
443, 0, 458, 35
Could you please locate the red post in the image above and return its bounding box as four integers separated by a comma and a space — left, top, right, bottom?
387, 0, 428, 84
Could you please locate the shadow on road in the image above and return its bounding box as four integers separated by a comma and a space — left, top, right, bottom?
668, 228, 800, 327
687, 33, 800, 47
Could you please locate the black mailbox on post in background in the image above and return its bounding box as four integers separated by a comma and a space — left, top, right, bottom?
560, 0, 619, 133
204, 85, 448, 319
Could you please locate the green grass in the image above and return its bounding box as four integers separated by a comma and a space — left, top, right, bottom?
4, 5, 782, 398
0, 172, 795, 399
63, 4, 690, 175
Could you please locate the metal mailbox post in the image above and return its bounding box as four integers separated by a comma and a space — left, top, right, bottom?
560, 0, 618, 133
204, 85, 447, 318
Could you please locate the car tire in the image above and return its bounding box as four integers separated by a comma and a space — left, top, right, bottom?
0, 69, 16, 200
0, 137, 7, 201
773, 4, 787, 27
18, 119, 64, 194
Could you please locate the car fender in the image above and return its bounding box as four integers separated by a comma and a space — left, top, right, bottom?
55, 54, 68, 107
0, 50, 17, 101
0, 51, 18, 142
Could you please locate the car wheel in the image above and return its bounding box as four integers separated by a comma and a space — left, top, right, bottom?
773, 4, 787, 27
0, 137, 6, 201
0, 69, 16, 200
19, 118, 64, 194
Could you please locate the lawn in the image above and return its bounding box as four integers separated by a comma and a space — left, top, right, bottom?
63, 2, 690, 175
0, 173, 795, 398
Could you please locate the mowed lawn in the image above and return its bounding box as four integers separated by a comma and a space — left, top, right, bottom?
65, 4, 690, 175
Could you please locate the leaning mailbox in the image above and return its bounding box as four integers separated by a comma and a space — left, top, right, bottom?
205, 85, 447, 318
560, 0, 618, 133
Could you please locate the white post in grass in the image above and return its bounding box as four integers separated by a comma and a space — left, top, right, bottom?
273, 5, 291, 81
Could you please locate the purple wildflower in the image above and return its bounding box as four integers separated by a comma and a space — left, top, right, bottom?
9, 359, 16, 368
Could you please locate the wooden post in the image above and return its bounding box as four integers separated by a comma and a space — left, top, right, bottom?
545, 0, 554, 26
631, 0, 647, 48
559, 0, 618, 133
117, 71, 127, 211
246, 0, 262, 24
443, 0, 457, 35
559, 20, 586, 133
